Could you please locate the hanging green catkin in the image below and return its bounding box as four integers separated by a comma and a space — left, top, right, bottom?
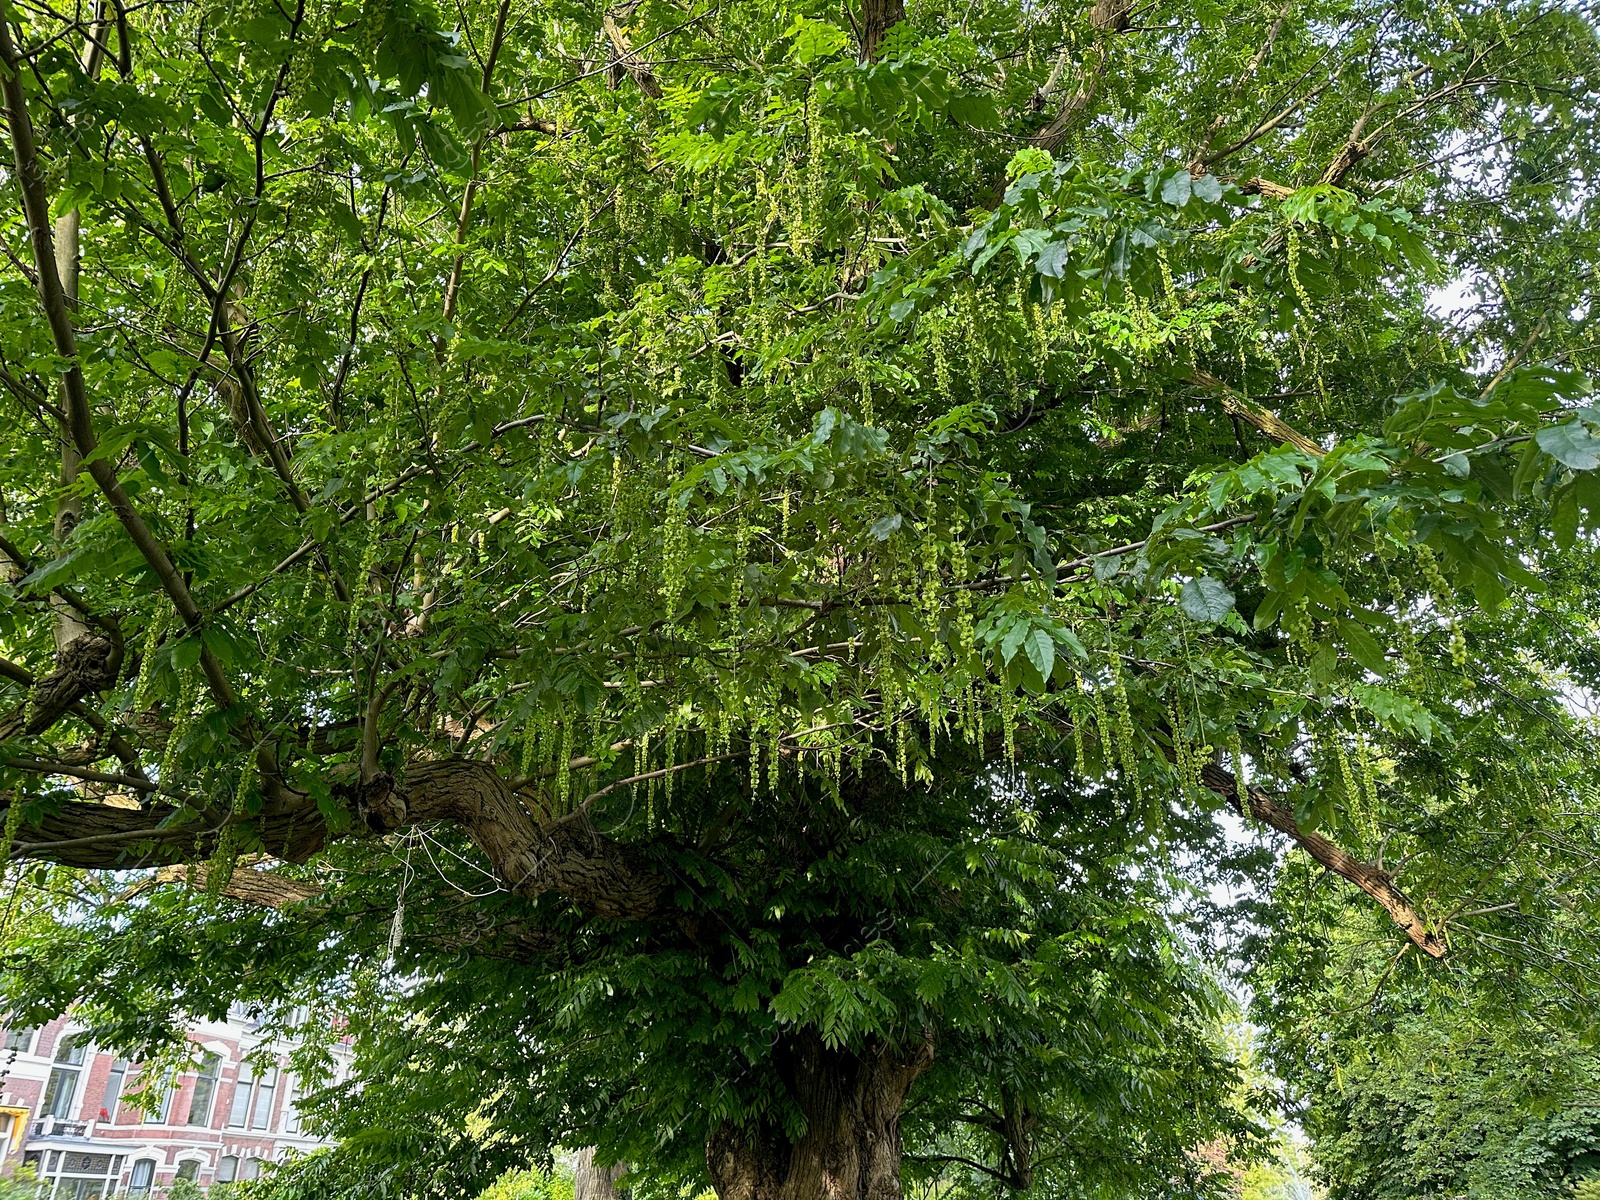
232, 756, 256, 815
206, 823, 239, 899
1071, 699, 1088, 778
159, 671, 201, 787
729, 504, 751, 612
1333, 730, 1366, 837
132, 612, 167, 712
660, 495, 689, 619
1089, 678, 1115, 772
1449, 620, 1469, 673
1415, 541, 1453, 601
520, 717, 540, 779
919, 528, 944, 663
962, 287, 985, 395
1356, 732, 1380, 817
997, 680, 1016, 765
1156, 244, 1177, 311
1166, 701, 1190, 797
0, 796, 24, 865
951, 545, 975, 665
556, 719, 574, 810
1108, 656, 1141, 801
1286, 226, 1313, 313
1227, 727, 1247, 799
855, 358, 875, 427
771, 722, 783, 795
932, 317, 957, 403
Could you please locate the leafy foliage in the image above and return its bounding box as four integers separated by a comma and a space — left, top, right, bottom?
0, 0, 1599, 1194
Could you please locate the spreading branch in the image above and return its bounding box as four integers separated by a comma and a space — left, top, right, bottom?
1198, 760, 1446, 958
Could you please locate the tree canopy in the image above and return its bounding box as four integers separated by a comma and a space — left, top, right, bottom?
2, 0, 1600, 1194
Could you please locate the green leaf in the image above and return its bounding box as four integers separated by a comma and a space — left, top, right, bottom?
786, 15, 850, 64
1553, 491, 1579, 550
1023, 627, 1055, 681
999, 621, 1027, 665
1180, 576, 1235, 623
171, 636, 202, 670
1535, 419, 1600, 470
1160, 172, 1191, 206
1035, 241, 1070, 278
1191, 173, 1224, 203
1337, 618, 1389, 676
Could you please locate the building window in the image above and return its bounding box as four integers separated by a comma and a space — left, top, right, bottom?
127, 1158, 155, 1196
240, 1157, 261, 1182
227, 1062, 254, 1127
2, 1025, 36, 1054
41, 1032, 87, 1118
188, 1052, 222, 1126
250, 1067, 278, 1130
281, 1075, 300, 1135
101, 1058, 127, 1119
175, 1160, 199, 1181
216, 1155, 238, 1183
144, 1079, 176, 1124
33, 1149, 121, 1198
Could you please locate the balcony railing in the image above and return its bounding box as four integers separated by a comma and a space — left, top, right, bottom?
30, 1116, 88, 1138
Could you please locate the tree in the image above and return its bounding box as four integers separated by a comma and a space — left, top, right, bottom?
1253, 885, 1600, 1199
2, 0, 1600, 1195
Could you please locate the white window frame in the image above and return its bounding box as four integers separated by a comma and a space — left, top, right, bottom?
100, 1058, 128, 1120
281, 1074, 300, 1135
41, 1031, 88, 1120
249, 1066, 278, 1130
187, 1052, 223, 1127
126, 1157, 158, 1196
226, 1062, 255, 1128
142, 1076, 177, 1125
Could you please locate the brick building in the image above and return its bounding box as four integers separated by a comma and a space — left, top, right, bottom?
0, 1006, 349, 1197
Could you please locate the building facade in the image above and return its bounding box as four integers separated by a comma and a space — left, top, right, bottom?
0, 1007, 348, 1197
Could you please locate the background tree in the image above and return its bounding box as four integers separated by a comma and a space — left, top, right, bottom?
1255, 883, 1600, 1199
2, 0, 1600, 1196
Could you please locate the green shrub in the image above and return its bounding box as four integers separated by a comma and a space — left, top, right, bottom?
473, 1167, 576, 1200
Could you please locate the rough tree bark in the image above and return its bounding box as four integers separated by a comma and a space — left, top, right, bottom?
1029, 0, 1135, 151
574, 1147, 629, 1200
706, 1032, 933, 1200
855, 0, 905, 62
48, 3, 107, 653
1197, 760, 1445, 957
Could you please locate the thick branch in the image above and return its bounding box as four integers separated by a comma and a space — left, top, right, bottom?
602, 8, 663, 98
1190, 369, 1324, 456
152, 862, 322, 907
0, 635, 119, 741
0, 21, 236, 713
1198, 761, 1446, 958
1028, 0, 1133, 152
1, 793, 326, 868
398, 759, 671, 920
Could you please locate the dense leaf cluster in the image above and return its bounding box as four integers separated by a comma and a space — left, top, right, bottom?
1, 0, 1599, 1193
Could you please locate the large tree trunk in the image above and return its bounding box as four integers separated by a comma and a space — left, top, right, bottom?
706, 1033, 933, 1200
574, 1147, 629, 1200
